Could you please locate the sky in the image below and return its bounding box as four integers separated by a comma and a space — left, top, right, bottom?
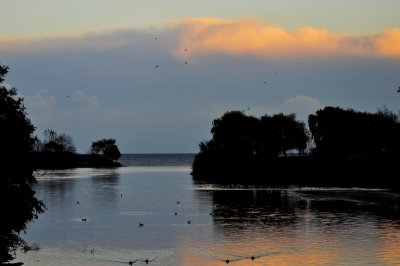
1, 1, 400, 153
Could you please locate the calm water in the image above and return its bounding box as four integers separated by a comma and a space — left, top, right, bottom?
13, 154, 400, 265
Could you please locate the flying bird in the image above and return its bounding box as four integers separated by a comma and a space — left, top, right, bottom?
397, 86, 400, 93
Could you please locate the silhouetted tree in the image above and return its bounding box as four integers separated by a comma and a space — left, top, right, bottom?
211, 111, 260, 163
90, 138, 121, 161
0, 64, 44, 263
265, 113, 308, 156
192, 110, 309, 179
308, 106, 400, 158
42, 129, 76, 153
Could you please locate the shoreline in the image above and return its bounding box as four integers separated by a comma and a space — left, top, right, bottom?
191, 155, 400, 189
31, 152, 122, 170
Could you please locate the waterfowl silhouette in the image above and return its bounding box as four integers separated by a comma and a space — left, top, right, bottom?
247, 255, 261, 261
139, 222, 144, 227
222, 257, 242, 264
138, 258, 155, 264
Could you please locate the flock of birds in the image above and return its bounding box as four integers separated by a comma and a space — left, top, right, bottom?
77, 199, 193, 264
66, 35, 400, 107
76, 196, 273, 265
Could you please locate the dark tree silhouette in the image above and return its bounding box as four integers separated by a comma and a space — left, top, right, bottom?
193, 105, 400, 186
41, 129, 76, 153
90, 138, 121, 161
0, 64, 44, 263
308, 106, 400, 159
262, 113, 308, 157
191, 110, 309, 181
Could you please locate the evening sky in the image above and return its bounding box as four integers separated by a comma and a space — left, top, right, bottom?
1, 1, 399, 153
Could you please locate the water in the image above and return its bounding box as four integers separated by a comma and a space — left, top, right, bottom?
12, 154, 400, 265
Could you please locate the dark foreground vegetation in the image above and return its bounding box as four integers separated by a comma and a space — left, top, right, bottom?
0, 64, 122, 264
0, 65, 44, 264
191, 108, 400, 188
31, 152, 121, 169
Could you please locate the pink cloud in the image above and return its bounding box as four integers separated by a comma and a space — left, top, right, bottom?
174, 18, 400, 58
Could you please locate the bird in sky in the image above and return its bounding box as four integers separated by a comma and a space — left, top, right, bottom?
397, 86, 400, 93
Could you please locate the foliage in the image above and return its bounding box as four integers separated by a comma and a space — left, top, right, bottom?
192, 111, 309, 179
41, 129, 76, 153
308, 106, 400, 158
192, 106, 400, 185
0, 64, 45, 262
90, 138, 121, 161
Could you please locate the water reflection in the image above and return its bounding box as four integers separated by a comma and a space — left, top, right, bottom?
16, 167, 400, 265
192, 186, 400, 265
90, 169, 120, 209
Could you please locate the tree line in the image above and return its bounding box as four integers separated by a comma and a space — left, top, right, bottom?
34, 129, 121, 162
191, 107, 400, 184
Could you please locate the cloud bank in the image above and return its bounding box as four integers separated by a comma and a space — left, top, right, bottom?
175, 18, 400, 58
1, 18, 400, 58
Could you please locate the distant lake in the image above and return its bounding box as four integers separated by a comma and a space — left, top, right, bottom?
14, 154, 400, 265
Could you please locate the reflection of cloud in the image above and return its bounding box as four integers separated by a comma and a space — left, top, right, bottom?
178, 235, 338, 266
380, 225, 400, 265
175, 18, 400, 58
